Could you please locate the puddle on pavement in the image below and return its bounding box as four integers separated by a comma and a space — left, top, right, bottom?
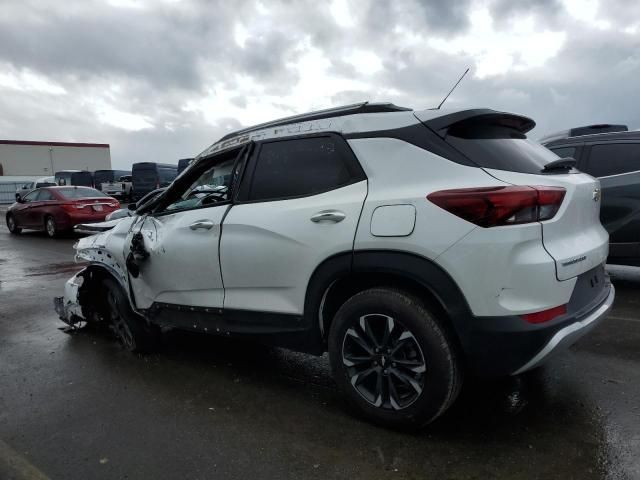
23, 261, 87, 277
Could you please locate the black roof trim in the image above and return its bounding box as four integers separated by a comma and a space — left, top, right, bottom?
423, 109, 536, 135
544, 130, 640, 147
218, 102, 412, 142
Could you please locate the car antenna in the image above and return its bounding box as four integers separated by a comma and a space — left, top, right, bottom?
435, 67, 470, 110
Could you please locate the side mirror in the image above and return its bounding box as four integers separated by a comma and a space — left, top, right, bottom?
16, 196, 24, 203
127, 203, 137, 211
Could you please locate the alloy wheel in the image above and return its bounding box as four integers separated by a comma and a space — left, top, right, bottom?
342, 313, 426, 410
46, 218, 56, 237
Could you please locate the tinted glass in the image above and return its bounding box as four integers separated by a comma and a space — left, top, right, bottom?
58, 187, 108, 199
71, 172, 93, 186
249, 137, 353, 201
36, 189, 55, 201
158, 167, 177, 185
93, 170, 114, 186
549, 147, 577, 159
446, 123, 560, 174
584, 143, 640, 177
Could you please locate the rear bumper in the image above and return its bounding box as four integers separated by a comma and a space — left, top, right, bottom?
511, 285, 614, 374
466, 269, 614, 377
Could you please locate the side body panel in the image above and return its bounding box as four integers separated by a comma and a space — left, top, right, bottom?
220, 181, 367, 315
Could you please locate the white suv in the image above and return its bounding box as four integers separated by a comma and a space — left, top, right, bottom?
55, 102, 615, 429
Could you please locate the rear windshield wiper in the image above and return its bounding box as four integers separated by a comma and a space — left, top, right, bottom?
542, 157, 576, 172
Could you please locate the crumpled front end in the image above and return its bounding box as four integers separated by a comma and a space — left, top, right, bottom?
54, 216, 136, 326
54, 272, 86, 327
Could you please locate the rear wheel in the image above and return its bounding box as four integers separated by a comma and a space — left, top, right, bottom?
45, 215, 58, 238
329, 288, 462, 429
102, 277, 160, 353
6, 214, 21, 234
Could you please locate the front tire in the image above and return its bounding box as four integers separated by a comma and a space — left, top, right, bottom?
6, 214, 21, 234
102, 278, 160, 353
329, 288, 462, 429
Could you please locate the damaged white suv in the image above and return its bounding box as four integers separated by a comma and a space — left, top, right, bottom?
55, 102, 614, 429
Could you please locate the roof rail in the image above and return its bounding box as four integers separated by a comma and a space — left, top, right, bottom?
540, 124, 628, 144
218, 102, 412, 141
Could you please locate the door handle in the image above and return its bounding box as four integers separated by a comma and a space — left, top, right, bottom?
310, 210, 346, 223
189, 220, 215, 230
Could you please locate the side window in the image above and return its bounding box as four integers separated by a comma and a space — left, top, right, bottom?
550, 146, 577, 159
36, 190, 55, 201
248, 136, 361, 201
585, 143, 640, 177
164, 159, 235, 212
22, 191, 39, 202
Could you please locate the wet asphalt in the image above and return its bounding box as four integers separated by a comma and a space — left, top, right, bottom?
0, 219, 639, 480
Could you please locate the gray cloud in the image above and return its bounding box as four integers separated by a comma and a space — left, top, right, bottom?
0, 0, 638, 169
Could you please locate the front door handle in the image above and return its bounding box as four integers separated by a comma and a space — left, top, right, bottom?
189, 220, 215, 230
310, 210, 346, 223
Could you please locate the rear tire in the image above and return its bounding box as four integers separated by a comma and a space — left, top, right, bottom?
45, 215, 58, 238
6, 214, 21, 234
329, 288, 462, 430
102, 277, 160, 353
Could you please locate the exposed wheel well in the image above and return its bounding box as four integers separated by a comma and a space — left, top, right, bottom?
320, 272, 464, 354
76, 265, 126, 321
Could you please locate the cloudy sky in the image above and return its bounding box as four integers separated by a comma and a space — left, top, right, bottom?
1, 0, 639, 169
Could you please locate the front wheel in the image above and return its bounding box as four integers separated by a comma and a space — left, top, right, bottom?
329, 288, 462, 429
102, 278, 160, 353
6, 214, 21, 234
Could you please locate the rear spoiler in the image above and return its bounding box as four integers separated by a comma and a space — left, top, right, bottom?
415, 109, 536, 137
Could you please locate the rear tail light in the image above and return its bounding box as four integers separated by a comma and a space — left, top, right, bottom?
521, 304, 567, 324
108, 202, 118, 208
61, 203, 85, 212
427, 186, 566, 228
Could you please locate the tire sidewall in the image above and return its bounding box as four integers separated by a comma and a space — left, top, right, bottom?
329, 289, 457, 429
6, 214, 19, 234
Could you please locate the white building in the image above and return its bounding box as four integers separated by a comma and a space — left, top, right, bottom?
0, 140, 111, 177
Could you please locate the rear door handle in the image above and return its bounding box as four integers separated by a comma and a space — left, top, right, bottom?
189, 220, 215, 230
310, 210, 346, 223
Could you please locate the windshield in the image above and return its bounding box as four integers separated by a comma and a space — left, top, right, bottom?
57, 187, 108, 199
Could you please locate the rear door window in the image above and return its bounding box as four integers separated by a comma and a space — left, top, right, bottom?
583, 143, 640, 177
36, 190, 55, 201
246, 136, 363, 201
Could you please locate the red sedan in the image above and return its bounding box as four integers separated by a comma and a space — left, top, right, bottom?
5, 186, 120, 237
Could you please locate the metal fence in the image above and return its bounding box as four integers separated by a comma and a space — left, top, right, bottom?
0, 182, 20, 204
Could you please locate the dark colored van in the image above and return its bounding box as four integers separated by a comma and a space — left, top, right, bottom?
93, 169, 132, 191
541, 124, 640, 266
54, 170, 94, 187
131, 162, 178, 201
177, 158, 194, 176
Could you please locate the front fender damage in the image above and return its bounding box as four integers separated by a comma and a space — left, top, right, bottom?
54, 217, 134, 328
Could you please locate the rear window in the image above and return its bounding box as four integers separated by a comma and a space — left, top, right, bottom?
93, 170, 114, 185
445, 122, 560, 174
57, 187, 108, 199
584, 143, 640, 177
71, 172, 93, 186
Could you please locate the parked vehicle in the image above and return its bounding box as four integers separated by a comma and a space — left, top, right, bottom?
131, 162, 177, 201
54, 103, 614, 429
177, 158, 194, 176
101, 187, 167, 222
6, 186, 119, 237
541, 124, 640, 266
54, 170, 94, 188
93, 169, 131, 192
102, 175, 133, 201
15, 176, 56, 200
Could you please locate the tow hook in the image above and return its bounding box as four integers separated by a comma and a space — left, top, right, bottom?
126, 231, 149, 278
